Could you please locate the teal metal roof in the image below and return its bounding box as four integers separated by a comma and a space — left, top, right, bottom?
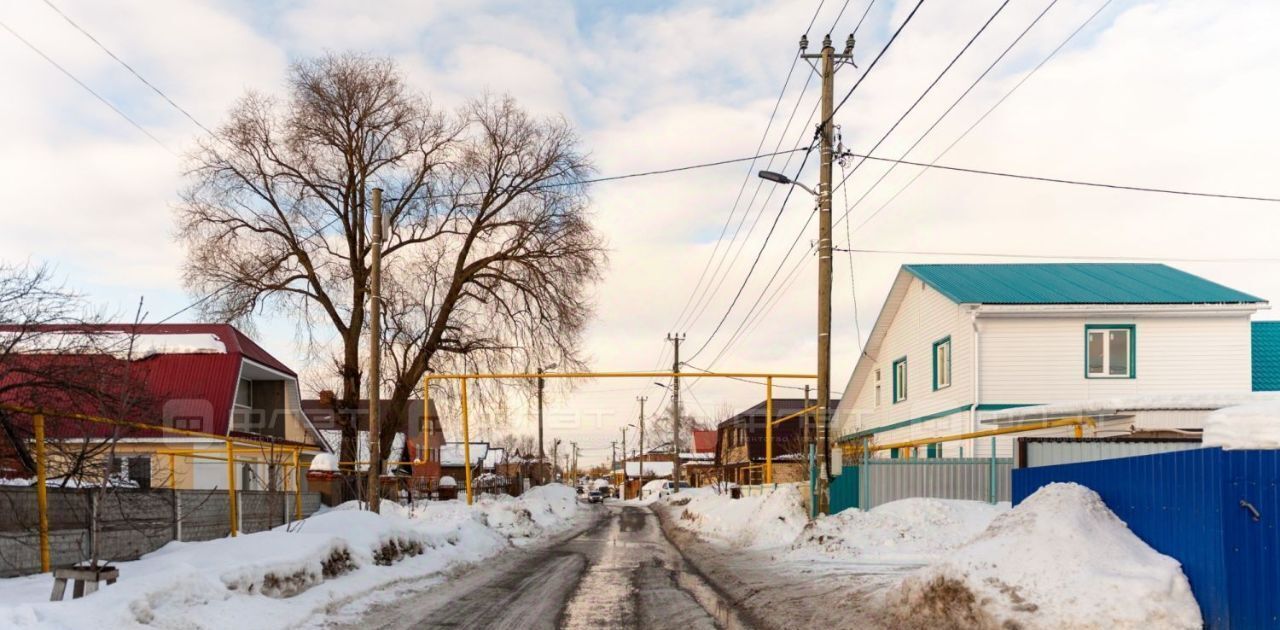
1253, 322, 1280, 392
903, 263, 1264, 305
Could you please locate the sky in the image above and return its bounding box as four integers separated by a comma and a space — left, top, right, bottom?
2, 0, 1279, 465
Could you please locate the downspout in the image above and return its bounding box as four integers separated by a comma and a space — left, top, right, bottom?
970, 309, 981, 457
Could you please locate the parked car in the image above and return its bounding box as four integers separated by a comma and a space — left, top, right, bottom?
587, 490, 603, 504
657, 481, 691, 499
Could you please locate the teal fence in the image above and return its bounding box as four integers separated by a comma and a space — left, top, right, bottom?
829, 457, 1012, 514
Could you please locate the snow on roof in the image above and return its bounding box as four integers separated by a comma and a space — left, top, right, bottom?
681, 452, 714, 460
1204, 401, 1280, 450
3, 331, 227, 359
625, 461, 674, 477
983, 393, 1280, 425
318, 430, 405, 471
439, 442, 489, 467
482, 448, 505, 469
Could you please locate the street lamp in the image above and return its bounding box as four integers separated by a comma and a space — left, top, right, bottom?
537, 363, 558, 483
758, 170, 818, 197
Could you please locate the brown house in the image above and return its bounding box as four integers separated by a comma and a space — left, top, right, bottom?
715, 398, 839, 485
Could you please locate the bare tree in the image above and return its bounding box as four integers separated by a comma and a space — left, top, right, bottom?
177, 53, 605, 473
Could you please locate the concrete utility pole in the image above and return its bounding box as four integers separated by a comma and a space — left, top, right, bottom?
635, 396, 646, 486
801, 33, 854, 514
620, 425, 630, 499
551, 438, 561, 482
536, 363, 556, 483
367, 187, 384, 513
610, 441, 617, 484
666, 333, 685, 492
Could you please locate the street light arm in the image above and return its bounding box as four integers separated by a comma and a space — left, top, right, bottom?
792, 181, 820, 197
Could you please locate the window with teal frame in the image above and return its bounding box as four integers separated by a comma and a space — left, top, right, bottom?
892, 357, 908, 403
926, 443, 939, 458
1085, 324, 1136, 379
932, 336, 951, 391
890, 447, 900, 459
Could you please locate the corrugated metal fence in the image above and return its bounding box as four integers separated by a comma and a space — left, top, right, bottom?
1018, 437, 1203, 468
831, 458, 1012, 513
1013, 448, 1280, 629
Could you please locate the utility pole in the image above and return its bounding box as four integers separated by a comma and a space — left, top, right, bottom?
635, 396, 646, 487
666, 333, 685, 492
620, 426, 629, 499
536, 364, 557, 484
551, 438, 561, 482
570, 441, 578, 481
611, 441, 617, 486
367, 187, 384, 513
802, 33, 853, 515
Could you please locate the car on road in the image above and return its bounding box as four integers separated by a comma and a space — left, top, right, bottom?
587, 490, 603, 503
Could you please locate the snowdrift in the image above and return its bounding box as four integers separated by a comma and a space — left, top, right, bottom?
671, 485, 809, 549
0, 484, 583, 629
791, 498, 1005, 564
886, 483, 1201, 629
1204, 400, 1280, 449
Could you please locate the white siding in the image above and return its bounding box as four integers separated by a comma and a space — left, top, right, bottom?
839, 276, 973, 441
979, 315, 1252, 404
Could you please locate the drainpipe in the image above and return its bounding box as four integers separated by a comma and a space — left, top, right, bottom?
971, 309, 981, 458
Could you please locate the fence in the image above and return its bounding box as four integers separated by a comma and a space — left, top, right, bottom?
830, 457, 1013, 513
0, 486, 322, 577
1012, 448, 1280, 629
1016, 436, 1202, 468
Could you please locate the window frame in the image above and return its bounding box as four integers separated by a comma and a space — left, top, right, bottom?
932, 336, 952, 391
1084, 324, 1137, 379
892, 357, 908, 403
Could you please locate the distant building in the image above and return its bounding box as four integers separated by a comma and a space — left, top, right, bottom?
715, 398, 839, 485
301, 396, 444, 477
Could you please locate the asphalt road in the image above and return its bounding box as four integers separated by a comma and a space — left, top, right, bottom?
334, 502, 753, 630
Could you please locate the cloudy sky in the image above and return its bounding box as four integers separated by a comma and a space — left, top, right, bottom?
2, 0, 1278, 464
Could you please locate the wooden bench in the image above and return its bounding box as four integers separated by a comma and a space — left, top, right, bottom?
50, 566, 118, 601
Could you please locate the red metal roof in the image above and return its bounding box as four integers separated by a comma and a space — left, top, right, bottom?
692, 430, 717, 453
0, 324, 294, 440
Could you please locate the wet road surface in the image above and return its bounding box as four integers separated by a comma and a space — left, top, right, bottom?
334, 502, 752, 630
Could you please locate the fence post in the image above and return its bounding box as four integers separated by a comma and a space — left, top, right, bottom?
33, 413, 50, 573
226, 441, 238, 537
174, 488, 182, 541
989, 436, 997, 504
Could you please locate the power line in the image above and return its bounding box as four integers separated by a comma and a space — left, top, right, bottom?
827, 0, 926, 125
834, 0, 1061, 231
41, 0, 217, 138
838, 247, 1280, 264
840, 151, 1280, 204
845, 0, 1114, 235
682, 144, 817, 363
0, 18, 173, 154
832, 0, 1010, 199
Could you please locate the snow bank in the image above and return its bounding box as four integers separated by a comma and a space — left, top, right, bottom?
672, 485, 808, 549
887, 483, 1201, 629
0, 485, 584, 629
1204, 401, 1280, 449
791, 498, 1005, 564
308, 453, 338, 473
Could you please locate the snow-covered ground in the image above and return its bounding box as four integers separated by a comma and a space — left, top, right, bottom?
664, 483, 1200, 629
0, 484, 584, 630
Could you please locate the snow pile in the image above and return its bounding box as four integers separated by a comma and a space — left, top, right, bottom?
672, 485, 808, 549
1204, 401, 1280, 449
308, 453, 338, 473
790, 498, 1005, 564
0, 485, 584, 629
887, 483, 1201, 629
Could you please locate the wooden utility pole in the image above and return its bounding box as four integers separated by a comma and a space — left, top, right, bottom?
802, 33, 853, 514
636, 395, 646, 491
367, 187, 383, 513
667, 333, 685, 492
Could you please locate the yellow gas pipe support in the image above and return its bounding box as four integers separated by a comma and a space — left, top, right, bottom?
293, 447, 302, 522
461, 377, 473, 506
33, 414, 50, 573
765, 377, 774, 485
226, 441, 238, 537
867, 416, 1098, 453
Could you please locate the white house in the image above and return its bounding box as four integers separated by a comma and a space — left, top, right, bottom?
832, 263, 1272, 459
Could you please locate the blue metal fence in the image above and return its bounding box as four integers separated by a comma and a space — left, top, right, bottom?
1013, 447, 1279, 629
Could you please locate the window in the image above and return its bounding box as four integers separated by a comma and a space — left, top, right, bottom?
874, 369, 882, 406
235, 378, 252, 407
1085, 325, 1135, 378
892, 357, 908, 403
889, 447, 900, 459
926, 443, 940, 459
111, 456, 151, 489
933, 337, 952, 390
